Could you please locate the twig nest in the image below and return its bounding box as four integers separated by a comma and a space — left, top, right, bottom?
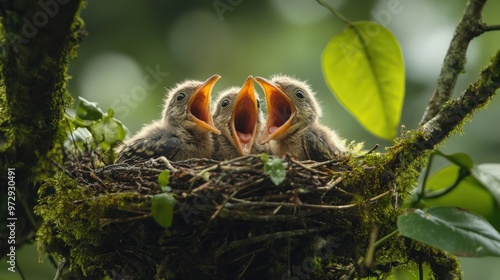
36, 151, 460, 279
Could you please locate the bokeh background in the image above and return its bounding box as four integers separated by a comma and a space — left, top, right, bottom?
2, 0, 499, 279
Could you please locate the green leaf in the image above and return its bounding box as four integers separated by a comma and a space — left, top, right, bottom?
158, 170, 170, 187
423, 165, 496, 222
263, 157, 286, 186
398, 206, 500, 257
322, 21, 404, 140
435, 151, 473, 169
88, 115, 129, 149
151, 193, 176, 228
260, 153, 269, 162
76, 97, 104, 122
471, 164, 500, 207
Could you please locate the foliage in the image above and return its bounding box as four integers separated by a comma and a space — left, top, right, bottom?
261, 153, 287, 186
318, 0, 500, 277
398, 206, 500, 257
322, 21, 404, 140
153, 170, 176, 228
65, 97, 129, 162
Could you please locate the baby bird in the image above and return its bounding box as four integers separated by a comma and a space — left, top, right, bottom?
212, 76, 268, 160
254, 75, 346, 161
115, 75, 221, 163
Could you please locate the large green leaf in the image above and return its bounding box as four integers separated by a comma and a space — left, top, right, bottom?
322, 21, 404, 140
471, 164, 500, 207
398, 207, 500, 257
434, 150, 473, 169
423, 165, 497, 227
151, 193, 176, 228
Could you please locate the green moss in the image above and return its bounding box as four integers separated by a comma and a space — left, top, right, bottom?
35, 172, 152, 276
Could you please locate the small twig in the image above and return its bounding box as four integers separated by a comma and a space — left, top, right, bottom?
216, 227, 329, 256
355, 144, 380, 158
272, 205, 283, 215
90, 172, 107, 188
15, 261, 26, 280
483, 24, 500, 32
223, 201, 357, 210
188, 164, 219, 184
316, 0, 352, 26
146, 156, 178, 172
317, 176, 344, 191
235, 254, 256, 280
420, 0, 488, 124
305, 158, 343, 168
50, 157, 75, 178
290, 157, 328, 175
100, 213, 151, 227
211, 189, 239, 221
319, 176, 345, 201
368, 191, 391, 202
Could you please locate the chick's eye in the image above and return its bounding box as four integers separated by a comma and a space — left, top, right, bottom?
176, 92, 186, 101
256, 99, 261, 109
295, 90, 305, 99
221, 99, 230, 107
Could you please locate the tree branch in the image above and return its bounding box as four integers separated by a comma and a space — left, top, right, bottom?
420, 0, 488, 124
390, 48, 500, 171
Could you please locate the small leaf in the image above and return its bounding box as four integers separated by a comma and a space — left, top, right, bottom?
151, 193, 176, 228
76, 97, 104, 122
398, 206, 500, 257
263, 157, 286, 186
260, 153, 269, 162
435, 151, 473, 170
471, 164, 500, 207
88, 116, 129, 149
322, 21, 404, 140
158, 170, 170, 187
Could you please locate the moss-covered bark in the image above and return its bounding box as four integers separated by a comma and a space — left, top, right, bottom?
0, 0, 85, 256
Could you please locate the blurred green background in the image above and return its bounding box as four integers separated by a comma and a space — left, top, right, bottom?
2, 0, 499, 279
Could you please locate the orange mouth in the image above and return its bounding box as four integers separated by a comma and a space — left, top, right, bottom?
254, 76, 296, 144
231, 76, 258, 155
188, 74, 221, 135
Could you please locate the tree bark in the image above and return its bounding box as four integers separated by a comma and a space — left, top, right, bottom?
0, 0, 85, 256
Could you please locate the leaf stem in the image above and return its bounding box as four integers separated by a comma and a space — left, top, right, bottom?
316, 0, 353, 26
417, 152, 435, 205
484, 24, 500, 32
423, 167, 469, 199
373, 229, 399, 249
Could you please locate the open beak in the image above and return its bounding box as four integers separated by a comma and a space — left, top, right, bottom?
254, 76, 296, 144
188, 74, 221, 135
230, 76, 258, 155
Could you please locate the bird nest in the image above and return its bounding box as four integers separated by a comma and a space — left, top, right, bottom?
35, 148, 459, 280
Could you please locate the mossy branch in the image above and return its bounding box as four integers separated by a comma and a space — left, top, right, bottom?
420, 0, 492, 124
387, 49, 500, 175
0, 0, 85, 255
